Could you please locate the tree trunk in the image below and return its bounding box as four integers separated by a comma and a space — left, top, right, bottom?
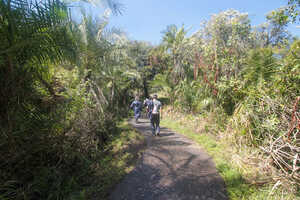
143, 79, 149, 98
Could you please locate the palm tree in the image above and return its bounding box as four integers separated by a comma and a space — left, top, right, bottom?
161, 25, 191, 83
0, 0, 124, 132
0, 1, 126, 199
0, 0, 78, 129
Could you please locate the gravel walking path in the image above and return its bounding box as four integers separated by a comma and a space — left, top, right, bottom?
109, 118, 228, 200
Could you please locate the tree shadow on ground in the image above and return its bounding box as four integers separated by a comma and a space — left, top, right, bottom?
110, 118, 229, 200
110, 147, 228, 200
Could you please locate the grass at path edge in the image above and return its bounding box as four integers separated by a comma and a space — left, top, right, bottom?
160, 117, 295, 200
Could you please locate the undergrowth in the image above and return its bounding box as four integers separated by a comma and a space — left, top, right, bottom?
0, 118, 144, 200
85, 120, 145, 200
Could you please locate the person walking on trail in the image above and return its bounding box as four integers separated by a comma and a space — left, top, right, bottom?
149, 94, 162, 136
143, 97, 152, 119
130, 96, 142, 123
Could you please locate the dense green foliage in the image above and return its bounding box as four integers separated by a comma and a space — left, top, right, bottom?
0, 0, 299, 199
150, 8, 299, 195
0, 0, 150, 199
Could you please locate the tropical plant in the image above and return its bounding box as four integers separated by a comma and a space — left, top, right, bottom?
0, 0, 131, 199
161, 25, 193, 83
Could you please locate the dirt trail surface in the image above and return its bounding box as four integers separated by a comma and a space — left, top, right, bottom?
109, 118, 228, 200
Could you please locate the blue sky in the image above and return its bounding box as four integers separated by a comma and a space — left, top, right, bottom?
105, 0, 300, 44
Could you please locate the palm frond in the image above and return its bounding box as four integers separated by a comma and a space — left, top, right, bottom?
1, 0, 76, 66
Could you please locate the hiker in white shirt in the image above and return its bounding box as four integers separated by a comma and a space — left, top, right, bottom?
148, 94, 162, 136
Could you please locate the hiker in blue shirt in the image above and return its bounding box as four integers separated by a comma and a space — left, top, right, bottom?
148, 94, 162, 136
130, 96, 142, 123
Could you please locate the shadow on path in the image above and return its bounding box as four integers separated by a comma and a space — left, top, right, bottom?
109, 118, 228, 200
